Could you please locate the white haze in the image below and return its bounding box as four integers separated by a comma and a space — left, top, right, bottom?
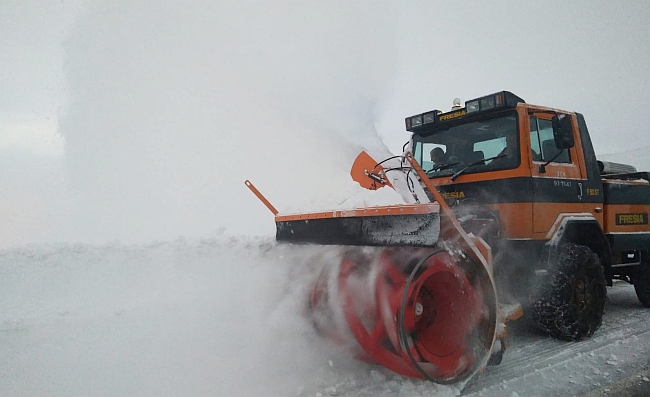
53, 0, 398, 246
1, 1, 649, 247
0, 239, 358, 397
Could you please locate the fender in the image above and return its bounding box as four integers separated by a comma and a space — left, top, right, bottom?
545, 213, 613, 284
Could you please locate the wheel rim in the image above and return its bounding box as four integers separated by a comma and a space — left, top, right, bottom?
573, 277, 587, 312
573, 273, 597, 319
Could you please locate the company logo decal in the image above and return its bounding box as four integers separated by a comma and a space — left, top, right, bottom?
438, 110, 467, 121
441, 191, 466, 200
615, 213, 648, 225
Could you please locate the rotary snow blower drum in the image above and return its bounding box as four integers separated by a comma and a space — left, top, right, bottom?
309, 246, 495, 384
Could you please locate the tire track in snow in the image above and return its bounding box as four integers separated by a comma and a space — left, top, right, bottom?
465, 306, 650, 393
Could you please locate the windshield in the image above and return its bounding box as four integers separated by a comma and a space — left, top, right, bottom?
413, 111, 520, 178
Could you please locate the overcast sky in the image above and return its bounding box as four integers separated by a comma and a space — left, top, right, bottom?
1, 0, 649, 247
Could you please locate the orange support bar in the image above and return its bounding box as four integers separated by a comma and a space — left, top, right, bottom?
244, 180, 278, 215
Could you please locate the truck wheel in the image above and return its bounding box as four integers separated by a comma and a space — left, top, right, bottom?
532, 243, 607, 341
634, 261, 650, 307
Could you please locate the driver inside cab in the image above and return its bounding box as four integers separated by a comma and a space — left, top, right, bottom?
430, 147, 446, 167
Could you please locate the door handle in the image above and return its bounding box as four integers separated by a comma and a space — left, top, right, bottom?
578, 182, 583, 200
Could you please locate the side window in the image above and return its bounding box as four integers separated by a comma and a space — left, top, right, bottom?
414, 141, 423, 164
530, 117, 571, 163
529, 116, 542, 161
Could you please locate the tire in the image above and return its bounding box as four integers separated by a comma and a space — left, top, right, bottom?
634, 261, 650, 307
531, 243, 607, 341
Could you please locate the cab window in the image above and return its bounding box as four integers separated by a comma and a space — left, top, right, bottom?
415, 143, 447, 171
529, 116, 571, 163
412, 111, 519, 177
474, 137, 506, 159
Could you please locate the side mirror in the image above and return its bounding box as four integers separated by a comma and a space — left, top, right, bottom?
552, 114, 575, 149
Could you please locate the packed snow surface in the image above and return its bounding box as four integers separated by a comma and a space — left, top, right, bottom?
0, 238, 461, 397
3, 238, 649, 397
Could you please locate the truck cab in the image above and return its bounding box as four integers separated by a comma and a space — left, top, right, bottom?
407, 91, 650, 304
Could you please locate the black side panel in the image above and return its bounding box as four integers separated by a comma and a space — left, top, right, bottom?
603, 183, 650, 205
532, 177, 599, 203
436, 177, 533, 204
435, 177, 602, 204
575, 113, 604, 203
276, 213, 440, 247
606, 233, 650, 252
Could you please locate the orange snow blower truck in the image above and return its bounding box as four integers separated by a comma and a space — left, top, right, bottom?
246, 91, 650, 385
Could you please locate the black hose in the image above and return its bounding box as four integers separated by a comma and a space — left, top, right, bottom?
371, 156, 405, 173
382, 166, 413, 173
379, 167, 422, 204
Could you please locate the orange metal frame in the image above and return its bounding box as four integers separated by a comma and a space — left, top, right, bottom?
244, 180, 278, 215
276, 203, 440, 221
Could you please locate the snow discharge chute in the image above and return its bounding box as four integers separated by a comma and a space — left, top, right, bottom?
246, 151, 511, 385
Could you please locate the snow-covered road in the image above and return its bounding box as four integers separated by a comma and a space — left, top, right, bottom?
464, 281, 650, 396
1, 239, 648, 397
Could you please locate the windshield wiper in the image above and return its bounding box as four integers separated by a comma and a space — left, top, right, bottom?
427, 161, 459, 175
450, 154, 506, 181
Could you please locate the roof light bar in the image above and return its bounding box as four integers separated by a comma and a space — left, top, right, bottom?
405, 91, 525, 133
405, 110, 441, 131
466, 91, 523, 114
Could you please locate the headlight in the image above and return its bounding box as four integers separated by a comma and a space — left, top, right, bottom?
405, 109, 443, 131
466, 100, 480, 113
480, 96, 496, 110
411, 115, 423, 127
465, 91, 524, 114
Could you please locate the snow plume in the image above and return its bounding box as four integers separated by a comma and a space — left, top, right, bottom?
0, 239, 460, 397
57, 0, 399, 245
0, 239, 324, 397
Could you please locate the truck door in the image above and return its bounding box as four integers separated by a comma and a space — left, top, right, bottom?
529, 114, 589, 234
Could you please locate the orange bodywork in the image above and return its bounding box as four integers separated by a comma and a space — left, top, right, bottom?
416, 104, 650, 242
275, 203, 439, 222
349, 150, 393, 190
531, 202, 603, 236
244, 180, 278, 215
604, 203, 650, 234
602, 179, 650, 234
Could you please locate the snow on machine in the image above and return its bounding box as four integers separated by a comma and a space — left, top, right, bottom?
246, 91, 650, 385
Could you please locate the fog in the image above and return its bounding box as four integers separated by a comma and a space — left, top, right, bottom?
52, 0, 398, 245
1, 0, 649, 246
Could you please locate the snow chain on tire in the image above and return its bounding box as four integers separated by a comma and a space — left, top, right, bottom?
634, 259, 650, 308
532, 243, 607, 341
